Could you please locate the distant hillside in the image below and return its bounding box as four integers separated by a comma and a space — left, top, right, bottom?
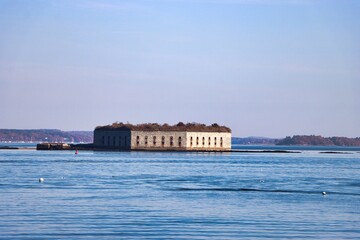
276, 135, 360, 146
0, 129, 93, 143
232, 137, 278, 145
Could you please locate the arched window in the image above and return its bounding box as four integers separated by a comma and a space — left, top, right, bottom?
145, 136, 148, 145
170, 136, 174, 147
214, 137, 217, 146
153, 136, 156, 145
102, 136, 105, 145
178, 136, 182, 147
161, 136, 165, 146
220, 137, 223, 147
136, 136, 140, 146
208, 137, 211, 146
202, 137, 205, 146
196, 137, 199, 146
190, 137, 193, 147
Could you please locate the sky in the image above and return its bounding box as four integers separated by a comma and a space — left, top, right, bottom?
0, 0, 359, 138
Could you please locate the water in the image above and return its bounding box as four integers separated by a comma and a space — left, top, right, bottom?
0, 142, 37, 148
232, 144, 360, 152
0, 149, 359, 239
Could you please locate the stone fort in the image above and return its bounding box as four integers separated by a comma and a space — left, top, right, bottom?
94, 122, 231, 151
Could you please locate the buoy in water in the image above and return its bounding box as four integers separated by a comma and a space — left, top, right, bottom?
75, 149, 78, 155
322, 191, 327, 195
39, 178, 44, 183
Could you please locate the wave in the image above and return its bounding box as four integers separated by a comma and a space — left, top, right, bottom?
174, 187, 360, 196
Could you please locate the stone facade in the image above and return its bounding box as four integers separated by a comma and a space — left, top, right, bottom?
185, 131, 231, 151
94, 130, 231, 151
93, 130, 131, 150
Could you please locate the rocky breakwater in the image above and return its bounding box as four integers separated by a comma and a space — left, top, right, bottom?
36, 143, 94, 150
36, 143, 71, 150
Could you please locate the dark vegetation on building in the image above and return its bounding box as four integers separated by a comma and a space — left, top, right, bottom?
95, 122, 231, 133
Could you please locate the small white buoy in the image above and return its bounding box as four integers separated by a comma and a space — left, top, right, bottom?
39, 178, 44, 183
322, 191, 327, 196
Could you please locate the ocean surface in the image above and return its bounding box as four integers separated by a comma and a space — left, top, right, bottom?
0, 147, 359, 239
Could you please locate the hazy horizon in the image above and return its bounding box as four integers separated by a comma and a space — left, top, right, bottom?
1, 127, 359, 140
1, 0, 359, 138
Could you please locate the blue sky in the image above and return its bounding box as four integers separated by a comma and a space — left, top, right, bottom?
0, 0, 359, 137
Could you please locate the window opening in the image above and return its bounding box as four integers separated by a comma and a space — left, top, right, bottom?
170, 136, 174, 147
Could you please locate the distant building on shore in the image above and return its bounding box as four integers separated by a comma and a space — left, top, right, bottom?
93, 122, 231, 151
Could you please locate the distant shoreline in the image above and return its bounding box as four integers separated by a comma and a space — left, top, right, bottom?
276, 135, 360, 147
1, 145, 358, 155
0, 146, 35, 150
1, 131, 359, 147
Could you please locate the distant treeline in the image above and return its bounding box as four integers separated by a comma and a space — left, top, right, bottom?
276, 135, 360, 146
232, 137, 278, 145
0, 129, 93, 143
2, 129, 359, 147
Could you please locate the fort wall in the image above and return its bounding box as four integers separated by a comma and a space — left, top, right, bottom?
93, 130, 131, 150
94, 129, 231, 151
131, 131, 187, 150
185, 132, 231, 151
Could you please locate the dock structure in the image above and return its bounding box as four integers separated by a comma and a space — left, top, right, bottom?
36, 143, 71, 150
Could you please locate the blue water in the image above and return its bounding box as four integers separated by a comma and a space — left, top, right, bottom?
0, 149, 359, 239
232, 144, 360, 152
0, 142, 38, 148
